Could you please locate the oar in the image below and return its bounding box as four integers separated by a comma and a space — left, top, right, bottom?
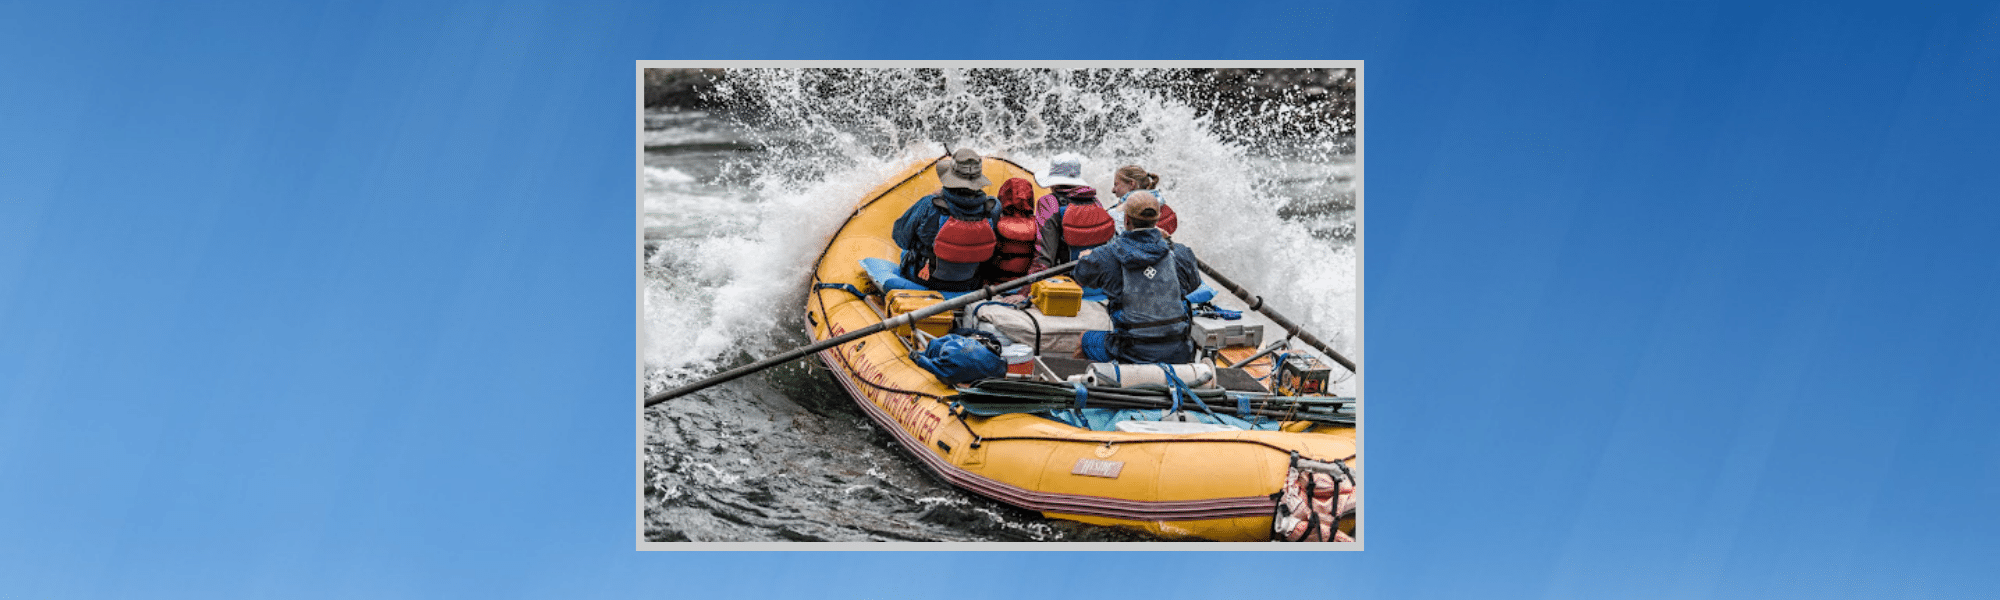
1195, 258, 1358, 374
643, 260, 1080, 407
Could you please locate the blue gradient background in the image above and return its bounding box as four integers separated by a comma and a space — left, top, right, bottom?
2, 0, 1994, 598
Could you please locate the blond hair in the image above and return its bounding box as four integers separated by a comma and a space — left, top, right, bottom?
1115, 165, 1160, 190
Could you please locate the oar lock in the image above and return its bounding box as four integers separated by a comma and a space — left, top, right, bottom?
1095, 441, 1119, 458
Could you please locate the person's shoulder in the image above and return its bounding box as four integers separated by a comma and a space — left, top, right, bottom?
1079, 244, 1117, 264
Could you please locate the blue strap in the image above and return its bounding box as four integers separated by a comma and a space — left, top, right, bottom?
813, 282, 866, 300
1233, 393, 1264, 427
1159, 363, 1218, 418
1263, 352, 1289, 382
1192, 303, 1242, 320
1184, 384, 1217, 417
1070, 381, 1090, 423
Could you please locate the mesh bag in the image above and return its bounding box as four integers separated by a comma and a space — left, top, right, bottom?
1271, 452, 1357, 542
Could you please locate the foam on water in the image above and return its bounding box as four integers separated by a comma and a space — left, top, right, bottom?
644, 69, 1357, 392
644, 154, 912, 379
645, 165, 694, 185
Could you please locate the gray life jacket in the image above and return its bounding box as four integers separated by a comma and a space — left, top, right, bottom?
1113, 245, 1191, 345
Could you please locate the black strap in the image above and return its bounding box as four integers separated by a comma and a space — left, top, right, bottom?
1304, 467, 1322, 541
812, 282, 867, 300
1113, 331, 1189, 345
1055, 204, 1070, 257
1115, 315, 1189, 330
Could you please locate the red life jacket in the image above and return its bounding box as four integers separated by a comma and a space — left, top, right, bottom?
1060, 201, 1115, 247
992, 214, 1036, 276
985, 177, 1038, 280
933, 214, 997, 264
1156, 203, 1179, 235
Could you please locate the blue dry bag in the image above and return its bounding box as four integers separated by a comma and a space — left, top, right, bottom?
912, 334, 1007, 384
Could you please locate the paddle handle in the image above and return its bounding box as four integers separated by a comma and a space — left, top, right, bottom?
1195, 259, 1358, 374
644, 261, 1078, 407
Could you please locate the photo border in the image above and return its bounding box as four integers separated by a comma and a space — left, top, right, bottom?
638, 60, 1363, 550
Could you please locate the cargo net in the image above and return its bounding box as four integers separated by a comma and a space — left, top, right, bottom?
1270, 452, 1357, 542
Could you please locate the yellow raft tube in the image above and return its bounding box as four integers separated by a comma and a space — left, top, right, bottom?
806, 156, 1358, 542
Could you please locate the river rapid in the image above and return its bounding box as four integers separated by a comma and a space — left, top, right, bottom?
642, 69, 1357, 542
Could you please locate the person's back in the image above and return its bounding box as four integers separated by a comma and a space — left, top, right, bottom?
983, 177, 1039, 284
1071, 192, 1199, 364
1034, 185, 1115, 272
1031, 154, 1116, 272
893, 149, 998, 292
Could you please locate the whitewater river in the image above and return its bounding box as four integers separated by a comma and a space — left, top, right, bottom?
641, 70, 1356, 542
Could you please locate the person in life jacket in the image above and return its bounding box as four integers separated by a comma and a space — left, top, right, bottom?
1032, 154, 1116, 272
1070, 191, 1201, 364
980, 177, 1039, 285
1107, 164, 1178, 235
892, 148, 1000, 292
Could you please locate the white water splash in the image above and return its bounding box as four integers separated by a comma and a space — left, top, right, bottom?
643, 69, 1357, 392
642, 156, 906, 375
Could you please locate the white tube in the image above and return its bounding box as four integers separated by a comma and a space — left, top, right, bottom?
1083, 363, 1218, 389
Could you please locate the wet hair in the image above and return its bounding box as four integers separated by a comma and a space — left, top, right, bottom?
1115, 165, 1160, 190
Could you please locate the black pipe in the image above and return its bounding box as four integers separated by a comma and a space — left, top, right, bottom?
954, 394, 1352, 424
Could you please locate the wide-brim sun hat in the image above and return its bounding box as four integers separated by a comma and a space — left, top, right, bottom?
937, 148, 991, 189
1036, 153, 1089, 188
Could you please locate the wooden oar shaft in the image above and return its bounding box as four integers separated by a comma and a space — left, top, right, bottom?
1195, 258, 1358, 373
643, 261, 1079, 407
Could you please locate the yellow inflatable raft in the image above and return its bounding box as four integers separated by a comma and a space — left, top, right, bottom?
806, 156, 1359, 542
